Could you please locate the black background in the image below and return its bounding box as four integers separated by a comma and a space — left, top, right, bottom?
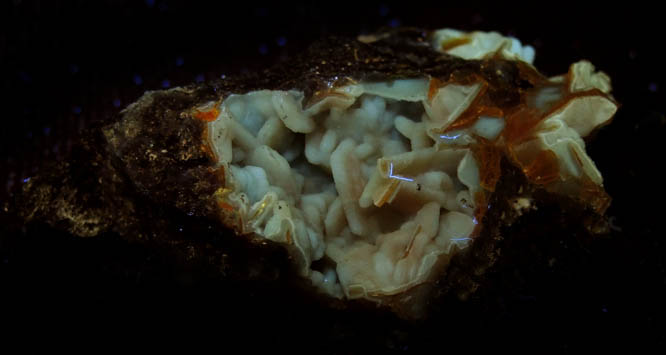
1, 1, 665, 353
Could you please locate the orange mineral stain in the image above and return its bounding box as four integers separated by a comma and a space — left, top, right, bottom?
441, 37, 472, 51
427, 77, 443, 101
217, 200, 235, 212
194, 107, 220, 122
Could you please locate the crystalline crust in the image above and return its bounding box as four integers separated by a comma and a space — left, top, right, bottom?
96, 28, 617, 315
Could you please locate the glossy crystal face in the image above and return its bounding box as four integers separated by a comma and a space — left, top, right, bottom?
192, 29, 616, 302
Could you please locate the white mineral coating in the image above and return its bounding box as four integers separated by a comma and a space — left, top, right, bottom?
229, 165, 270, 204
424, 82, 483, 135
334, 202, 444, 297
435, 211, 476, 251
361, 79, 429, 102
208, 86, 482, 296
550, 95, 617, 137
569, 60, 612, 94
430, 28, 536, 64
527, 85, 565, 113
330, 138, 379, 237
457, 150, 481, 194
512, 89, 616, 185
272, 91, 315, 133
199, 29, 616, 302
472, 116, 505, 141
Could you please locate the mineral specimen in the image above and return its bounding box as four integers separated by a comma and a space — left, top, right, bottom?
19, 28, 617, 318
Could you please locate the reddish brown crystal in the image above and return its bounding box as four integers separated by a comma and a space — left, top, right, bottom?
521, 150, 560, 185
473, 141, 502, 192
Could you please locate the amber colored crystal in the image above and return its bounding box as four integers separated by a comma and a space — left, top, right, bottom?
472, 190, 488, 238
515, 61, 549, 87
521, 149, 560, 185
579, 176, 612, 214
474, 141, 502, 192
427, 77, 443, 101
503, 107, 544, 146
444, 84, 508, 133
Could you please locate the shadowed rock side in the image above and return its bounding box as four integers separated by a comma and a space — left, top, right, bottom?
15, 28, 614, 318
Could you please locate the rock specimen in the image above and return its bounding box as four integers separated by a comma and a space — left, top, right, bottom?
19, 28, 617, 318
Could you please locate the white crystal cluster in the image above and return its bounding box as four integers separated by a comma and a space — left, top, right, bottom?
198, 29, 616, 301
